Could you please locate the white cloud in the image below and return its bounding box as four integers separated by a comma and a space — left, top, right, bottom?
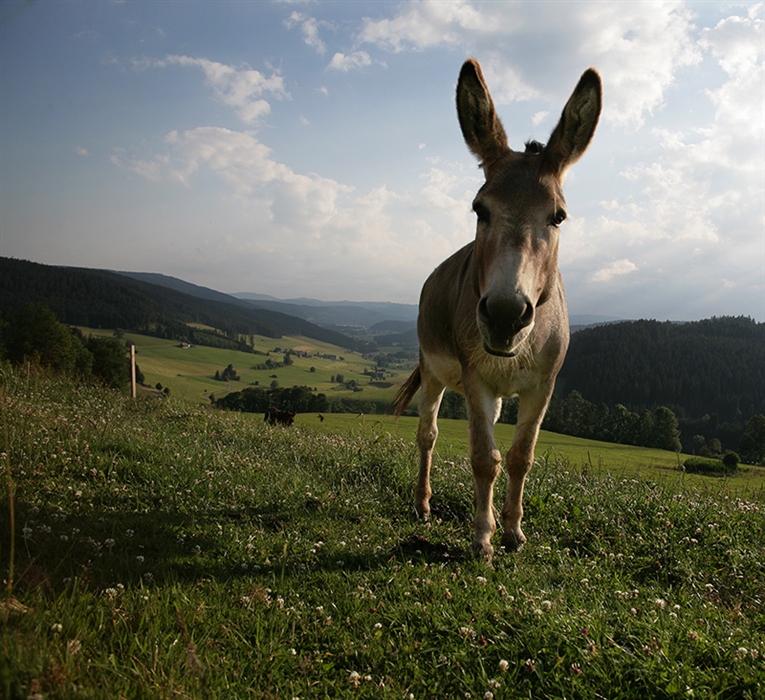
419, 166, 477, 233
699, 7, 764, 141
550, 3, 763, 320
96, 2, 762, 316
359, 0, 484, 52
152, 55, 287, 124
573, 2, 701, 127
110, 119, 485, 301
75, 147, 89, 157
590, 259, 638, 283
479, 60, 539, 103
285, 12, 328, 54
360, 0, 700, 125
597, 5, 763, 253
327, 51, 372, 72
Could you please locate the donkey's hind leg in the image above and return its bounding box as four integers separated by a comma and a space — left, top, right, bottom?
414, 367, 445, 520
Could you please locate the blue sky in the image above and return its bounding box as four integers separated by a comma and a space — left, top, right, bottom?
1, 0, 763, 322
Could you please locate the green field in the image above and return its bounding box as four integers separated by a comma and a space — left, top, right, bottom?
2, 366, 763, 698
304, 413, 765, 494
87, 327, 765, 490
87, 329, 413, 406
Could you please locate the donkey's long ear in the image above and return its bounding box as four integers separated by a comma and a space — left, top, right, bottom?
456, 58, 510, 168
543, 68, 602, 178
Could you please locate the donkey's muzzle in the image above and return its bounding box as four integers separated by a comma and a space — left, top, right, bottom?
477, 292, 534, 356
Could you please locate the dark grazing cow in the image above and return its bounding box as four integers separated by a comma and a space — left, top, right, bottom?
264, 406, 296, 426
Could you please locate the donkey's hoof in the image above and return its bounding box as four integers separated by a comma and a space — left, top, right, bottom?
413, 505, 431, 522
500, 531, 526, 553
471, 541, 494, 563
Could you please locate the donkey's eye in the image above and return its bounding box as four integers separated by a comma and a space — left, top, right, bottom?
551, 210, 567, 227
473, 202, 490, 225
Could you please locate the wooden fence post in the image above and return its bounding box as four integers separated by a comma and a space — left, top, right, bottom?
130, 344, 136, 399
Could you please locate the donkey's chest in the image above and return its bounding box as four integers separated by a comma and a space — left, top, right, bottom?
424, 351, 537, 399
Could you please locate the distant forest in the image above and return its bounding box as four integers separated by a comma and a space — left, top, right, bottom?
0, 257, 368, 353
560, 316, 764, 422
557, 317, 764, 456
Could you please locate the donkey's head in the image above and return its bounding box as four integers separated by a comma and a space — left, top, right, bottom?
457, 59, 601, 357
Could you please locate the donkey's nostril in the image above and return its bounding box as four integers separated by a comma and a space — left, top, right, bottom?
520, 300, 534, 328
478, 295, 491, 323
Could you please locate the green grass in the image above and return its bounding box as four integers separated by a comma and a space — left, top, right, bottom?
2, 365, 764, 699
86, 329, 413, 406
304, 413, 765, 494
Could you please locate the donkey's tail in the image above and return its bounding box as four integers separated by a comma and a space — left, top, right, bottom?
388, 365, 422, 418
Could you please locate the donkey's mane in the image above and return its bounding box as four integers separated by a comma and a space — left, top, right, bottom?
524, 140, 545, 154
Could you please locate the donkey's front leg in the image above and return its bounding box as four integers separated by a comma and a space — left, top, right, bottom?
501, 388, 550, 552
466, 387, 503, 560
414, 370, 445, 520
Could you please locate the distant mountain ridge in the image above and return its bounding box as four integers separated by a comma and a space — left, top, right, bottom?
109, 272, 625, 333
0, 258, 366, 351
119, 271, 257, 309
232, 292, 419, 329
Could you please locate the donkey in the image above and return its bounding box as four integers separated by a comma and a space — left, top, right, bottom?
392, 59, 601, 560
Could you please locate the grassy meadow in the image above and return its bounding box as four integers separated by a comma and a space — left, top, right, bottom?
307, 413, 765, 495
85, 329, 413, 406
1, 365, 764, 699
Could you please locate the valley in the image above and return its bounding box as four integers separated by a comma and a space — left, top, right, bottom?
87, 328, 416, 406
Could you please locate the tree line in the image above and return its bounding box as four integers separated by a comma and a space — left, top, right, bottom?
434, 390, 682, 452
433, 388, 763, 464
0, 303, 131, 389
556, 316, 764, 458
212, 385, 388, 416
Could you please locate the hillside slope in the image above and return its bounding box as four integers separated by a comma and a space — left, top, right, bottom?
0, 257, 364, 351
559, 316, 765, 424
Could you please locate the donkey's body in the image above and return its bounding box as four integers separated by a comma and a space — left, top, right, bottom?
393, 59, 601, 560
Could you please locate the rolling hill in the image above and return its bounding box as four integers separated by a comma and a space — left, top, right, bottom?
0, 257, 367, 352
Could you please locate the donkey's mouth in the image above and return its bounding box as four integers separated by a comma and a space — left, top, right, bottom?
479, 322, 534, 359
483, 343, 517, 358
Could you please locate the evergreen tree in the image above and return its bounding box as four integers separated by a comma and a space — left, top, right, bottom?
86, 336, 130, 389
5, 304, 84, 375
651, 406, 682, 452
440, 390, 467, 420
739, 414, 765, 465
